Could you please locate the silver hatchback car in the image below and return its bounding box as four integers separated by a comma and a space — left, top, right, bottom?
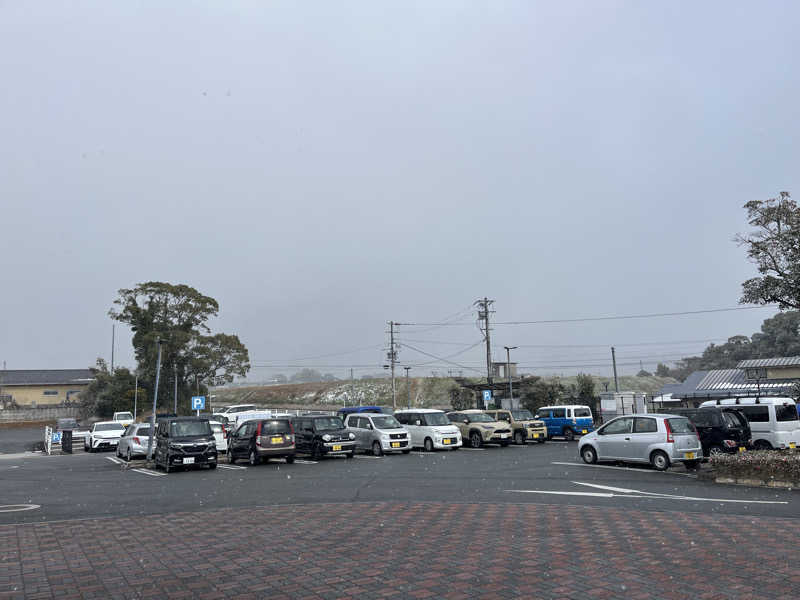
117, 422, 153, 461
578, 414, 702, 471
345, 413, 412, 456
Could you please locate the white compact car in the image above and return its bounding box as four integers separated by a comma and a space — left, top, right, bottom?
84, 421, 126, 452
394, 409, 462, 451
209, 420, 228, 454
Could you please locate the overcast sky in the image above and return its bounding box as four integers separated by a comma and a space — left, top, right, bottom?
2, 1, 797, 380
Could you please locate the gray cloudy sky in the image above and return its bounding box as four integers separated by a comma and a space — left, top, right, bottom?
1, 1, 797, 380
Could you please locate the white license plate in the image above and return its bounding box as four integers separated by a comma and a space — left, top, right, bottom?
184, 457, 195, 464
500, 433, 509, 439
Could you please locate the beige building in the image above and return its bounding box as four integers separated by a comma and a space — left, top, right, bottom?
0, 369, 95, 408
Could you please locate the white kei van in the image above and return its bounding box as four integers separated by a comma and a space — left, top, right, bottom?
394, 409, 462, 451
699, 397, 800, 450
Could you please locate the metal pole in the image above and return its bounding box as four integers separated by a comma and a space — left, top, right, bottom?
111, 323, 115, 373
390, 321, 397, 411
404, 367, 411, 409
147, 340, 164, 461
349, 368, 354, 408
173, 362, 178, 416
611, 347, 619, 392
504, 346, 517, 409
133, 374, 138, 420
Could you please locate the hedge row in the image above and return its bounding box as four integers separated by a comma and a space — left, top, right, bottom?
710, 450, 800, 483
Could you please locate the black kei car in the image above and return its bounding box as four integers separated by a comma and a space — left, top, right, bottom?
291, 415, 357, 459
154, 417, 218, 473
660, 407, 751, 456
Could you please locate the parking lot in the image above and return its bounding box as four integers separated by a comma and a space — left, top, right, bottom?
2, 441, 800, 598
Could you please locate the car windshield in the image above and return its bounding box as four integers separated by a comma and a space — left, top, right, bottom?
776, 404, 799, 422
574, 409, 591, 418
170, 421, 212, 437
115, 413, 133, 420
511, 410, 534, 420
423, 413, 451, 426
372, 416, 402, 429
95, 423, 125, 432
466, 413, 494, 423
313, 417, 344, 430
666, 418, 695, 434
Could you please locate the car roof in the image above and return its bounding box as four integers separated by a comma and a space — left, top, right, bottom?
93, 421, 125, 426
700, 397, 795, 406
394, 408, 444, 413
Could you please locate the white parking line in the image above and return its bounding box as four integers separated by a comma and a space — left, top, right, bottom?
106, 456, 124, 465
293, 459, 318, 465
131, 468, 165, 477
551, 461, 693, 477
354, 455, 383, 459
217, 464, 247, 470
459, 448, 485, 451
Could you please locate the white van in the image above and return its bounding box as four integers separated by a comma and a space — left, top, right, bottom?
394, 409, 462, 451
699, 397, 800, 450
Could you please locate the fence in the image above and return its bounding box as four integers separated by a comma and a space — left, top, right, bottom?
0, 406, 80, 423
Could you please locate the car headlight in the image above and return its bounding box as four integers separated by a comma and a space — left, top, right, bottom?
349, 432, 356, 440
322, 434, 332, 442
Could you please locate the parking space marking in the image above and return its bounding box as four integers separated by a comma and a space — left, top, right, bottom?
293, 459, 318, 465
0, 504, 40, 513
354, 455, 383, 459
551, 461, 693, 476
217, 464, 247, 470
459, 448, 485, 451
131, 468, 165, 477
106, 456, 124, 465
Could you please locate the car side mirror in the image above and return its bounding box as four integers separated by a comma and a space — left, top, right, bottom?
463, 419, 470, 424
414, 420, 421, 426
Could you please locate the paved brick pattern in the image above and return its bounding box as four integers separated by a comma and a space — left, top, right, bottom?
1, 502, 799, 599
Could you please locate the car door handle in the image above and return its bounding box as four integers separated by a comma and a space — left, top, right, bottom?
624, 437, 631, 441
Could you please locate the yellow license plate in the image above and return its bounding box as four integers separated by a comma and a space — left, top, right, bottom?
332, 444, 342, 451
581, 430, 587, 434
739, 446, 746, 453
791, 442, 797, 449
532, 433, 539, 438
271, 436, 283, 444
684, 452, 696, 460
391, 442, 400, 448
442, 438, 451, 445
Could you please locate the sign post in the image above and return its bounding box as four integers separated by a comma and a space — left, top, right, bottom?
191, 395, 206, 416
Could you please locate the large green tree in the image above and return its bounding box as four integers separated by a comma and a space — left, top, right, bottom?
109, 282, 250, 414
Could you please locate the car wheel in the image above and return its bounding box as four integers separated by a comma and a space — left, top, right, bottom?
372, 441, 383, 457
651, 450, 670, 471
684, 459, 701, 470
500, 440, 510, 447
249, 450, 260, 466
581, 445, 598, 464
424, 438, 434, 452
469, 432, 482, 449
285, 455, 295, 464
311, 444, 322, 461
229, 452, 236, 464
514, 431, 525, 445
708, 445, 724, 457
754, 440, 772, 451
537, 438, 546, 444
563, 428, 575, 442
208, 462, 217, 470
346, 451, 355, 459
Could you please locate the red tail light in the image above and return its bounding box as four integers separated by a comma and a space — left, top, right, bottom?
256, 422, 262, 447
289, 421, 295, 434
664, 419, 674, 444
133, 437, 140, 445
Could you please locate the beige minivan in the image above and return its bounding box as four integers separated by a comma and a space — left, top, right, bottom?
446, 410, 512, 448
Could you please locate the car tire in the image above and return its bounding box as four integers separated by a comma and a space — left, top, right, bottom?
424, 438, 434, 452
285, 455, 295, 464
469, 432, 482, 448
208, 462, 217, 470
126, 448, 132, 462
651, 450, 670, 471
500, 440, 510, 447
563, 428, 575, 442
372, 441, 383, 457
754, 440, 772, 451
581, 445, 598, 464
708, 445, 724, 457
684, 459, 701, 470
311, 444, 322, 461
249, 450, 260, 466
229, 452, 236, 464
514, 431, 525, 445
537, 438, 546, 444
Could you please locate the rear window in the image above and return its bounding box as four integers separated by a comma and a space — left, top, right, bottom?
95, 423, 125, 432
133, 427, 152, 437
666, 418, 695, 434
260, 420, 292, 433
690, 411, 720, 427
574, 409, 591, 418
722, 412, 745, 428
776, 405, 799, 422
115, 412, 133, 420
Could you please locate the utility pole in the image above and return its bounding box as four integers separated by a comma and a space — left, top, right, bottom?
387, 321, 398, 410
611, 346, 619, 392
349, 368, 354, 408
133, 373, 138, 420
404, 366, 411, 409
504, 346, 517, 409
147, 339, 164, 461
111, 323, 115, 373
173, 362, 178, 415
475, 298, 495, 408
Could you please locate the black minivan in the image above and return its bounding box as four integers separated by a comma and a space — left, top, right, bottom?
660, 407, 751, 456
291, 415, 356, 459
154, 417, 218, 473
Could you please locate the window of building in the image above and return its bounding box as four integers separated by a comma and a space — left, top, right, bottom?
43, 390, 59, 396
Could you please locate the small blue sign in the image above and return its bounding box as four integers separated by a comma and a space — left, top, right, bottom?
51, 432, 62, 444
482, 390, 492, 402
191, 396, 206, 410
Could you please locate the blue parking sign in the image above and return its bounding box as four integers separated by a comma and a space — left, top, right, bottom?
191, 396, 206, 410
482, 390, 492, 403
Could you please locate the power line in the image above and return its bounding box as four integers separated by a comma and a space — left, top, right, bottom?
395, 305, 774, 327
253, 343, 384, 363
401, 342, 485, 374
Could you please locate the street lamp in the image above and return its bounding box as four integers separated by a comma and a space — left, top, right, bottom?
146, 338, 166, 462
504, 346, 517, 409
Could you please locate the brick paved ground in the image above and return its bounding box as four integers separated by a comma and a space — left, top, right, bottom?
1, 502, 799, 599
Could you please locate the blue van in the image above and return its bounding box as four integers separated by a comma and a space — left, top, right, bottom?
337, 406, 384, 419
534, 405, 594, 441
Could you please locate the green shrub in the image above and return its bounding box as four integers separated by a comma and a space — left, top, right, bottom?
710, 450, 800, 482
